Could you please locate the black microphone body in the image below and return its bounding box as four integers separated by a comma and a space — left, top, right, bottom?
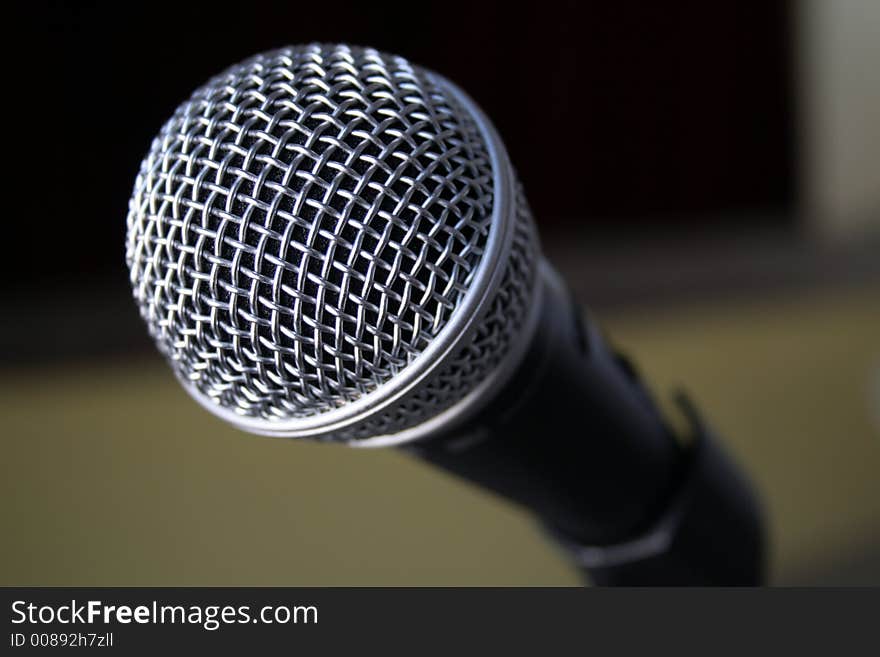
410, 264, 764, 585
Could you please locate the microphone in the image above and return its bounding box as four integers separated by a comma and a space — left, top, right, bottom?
126, 44, 763, 585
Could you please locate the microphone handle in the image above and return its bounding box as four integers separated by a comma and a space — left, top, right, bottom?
408, 263, 764, 585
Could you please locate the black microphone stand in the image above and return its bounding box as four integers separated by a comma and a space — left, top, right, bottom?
408, 266, 764, 586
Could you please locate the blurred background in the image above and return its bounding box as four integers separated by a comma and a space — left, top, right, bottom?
3, 0, 878, 585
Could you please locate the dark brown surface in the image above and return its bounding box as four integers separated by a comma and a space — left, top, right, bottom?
10, 0, 795, 288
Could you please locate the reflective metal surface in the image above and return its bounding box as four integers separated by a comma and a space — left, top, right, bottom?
126, 44, 538, 441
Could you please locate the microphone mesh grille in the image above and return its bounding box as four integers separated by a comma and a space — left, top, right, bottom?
126, 44, 537, 437
339, 185, 537, 441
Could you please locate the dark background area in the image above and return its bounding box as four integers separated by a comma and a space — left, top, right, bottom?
13, 0, 795, 290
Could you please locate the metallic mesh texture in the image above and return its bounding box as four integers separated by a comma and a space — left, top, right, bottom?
126, 44, 538, 439
338, 184, 538, 441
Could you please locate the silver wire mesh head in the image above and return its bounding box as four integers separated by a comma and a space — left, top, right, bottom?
126, 44, 540, 443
